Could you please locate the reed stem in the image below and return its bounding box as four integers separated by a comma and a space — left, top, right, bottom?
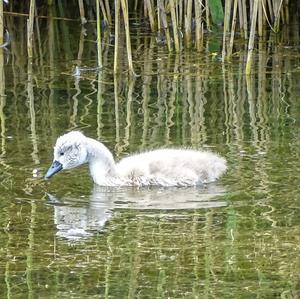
78, 0, 87, 24
241, 0, 248, 39
194, 0, 203, 51
114, 0, 120, 74
99, 0, 108, 24
0, 0, 3, 46
27, 0, 35, 58
145, 0, 156, 32
228, 0, 238, 57
222, 0, 232, 61
246, 0, 259, 75
258, 0, 263, 37
170, 0, 180, 52
96, 0, 102, 68
184, 0, 193, 48
158, 0, 172, 51
273, 0, 284, 32
205, 0, 211, 31
104, 0, 112, 24
120, 0, 135, 75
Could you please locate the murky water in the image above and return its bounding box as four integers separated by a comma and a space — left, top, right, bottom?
0, 17, 299, 298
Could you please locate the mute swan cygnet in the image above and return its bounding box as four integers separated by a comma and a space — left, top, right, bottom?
45, 131, 227, 187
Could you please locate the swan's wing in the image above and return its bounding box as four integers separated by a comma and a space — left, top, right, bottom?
115, 149, 226, 186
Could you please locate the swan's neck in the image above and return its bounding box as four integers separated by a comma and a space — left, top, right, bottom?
86, 138, 120, 186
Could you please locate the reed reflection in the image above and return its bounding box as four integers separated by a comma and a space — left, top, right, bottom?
0, 14, 299, 299
0, 48, 6, 153
0, 48, 12, 190
141, 44, 154, 148
27, 61, 40, 165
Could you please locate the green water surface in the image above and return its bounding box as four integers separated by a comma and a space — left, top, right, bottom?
0, 17, 299, 299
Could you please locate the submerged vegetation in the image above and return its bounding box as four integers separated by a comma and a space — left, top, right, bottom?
1, 1, 299, 74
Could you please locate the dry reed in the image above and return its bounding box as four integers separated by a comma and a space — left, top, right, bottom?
3, 1, 294, 74
96, 0, 102, 68
27, 0, 35, 58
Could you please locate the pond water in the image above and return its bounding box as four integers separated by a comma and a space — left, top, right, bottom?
0, 16, 300, 298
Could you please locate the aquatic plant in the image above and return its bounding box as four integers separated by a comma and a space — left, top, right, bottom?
0, 1, 297, 74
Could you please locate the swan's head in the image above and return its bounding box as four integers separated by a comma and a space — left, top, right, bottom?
45, 131, 88, 179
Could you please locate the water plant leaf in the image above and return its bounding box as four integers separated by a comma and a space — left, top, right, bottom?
208, 0, 224, 26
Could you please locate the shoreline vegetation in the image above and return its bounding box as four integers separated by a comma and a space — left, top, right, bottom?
0, 1, 298, 75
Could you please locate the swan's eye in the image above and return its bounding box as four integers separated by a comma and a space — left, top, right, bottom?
60, 152, 64, 156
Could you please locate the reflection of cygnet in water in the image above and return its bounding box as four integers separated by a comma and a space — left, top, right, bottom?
96, 184, 227, 210
48, 189, 114, 241
48, 184, 227, 241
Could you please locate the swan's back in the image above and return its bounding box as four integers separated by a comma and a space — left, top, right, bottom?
116, 148, 226, 186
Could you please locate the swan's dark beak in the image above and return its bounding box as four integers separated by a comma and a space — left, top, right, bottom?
45, 160, 63, 179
